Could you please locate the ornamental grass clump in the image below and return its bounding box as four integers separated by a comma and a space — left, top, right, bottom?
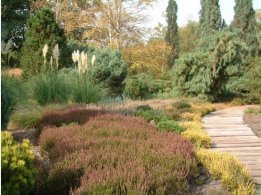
29, 71, 70, 105
39, 114, 197, 194
72, 74, 102, 104
72, 50, 94, 75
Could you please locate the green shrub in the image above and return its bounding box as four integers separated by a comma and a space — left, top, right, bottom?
173, 100, 192, 109
89, 48, 127, 96
124, 74, 168, 100
246, 108, 261, 114
72, 74, 102, 104
1, 76, 27, 129
1, 132, 36, 195
134, 109, 167, 123
136, 105, 153, 111
124, 76, 149, 100
29, 72, 70, 105
156, 119, 184, 133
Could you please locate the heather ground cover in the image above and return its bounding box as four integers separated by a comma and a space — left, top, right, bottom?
38, 113, 197, 194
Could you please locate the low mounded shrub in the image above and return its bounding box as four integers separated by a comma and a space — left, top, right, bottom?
1, 132, 36, 194
156, 119, 184, 133
246, 107, 261, 114
173, 100, 192, 109
39, 114, 197, 194
134, 109, 167, 123
136, 105, 153, 111
182, 130, 211, 148
124, 76, 149, 100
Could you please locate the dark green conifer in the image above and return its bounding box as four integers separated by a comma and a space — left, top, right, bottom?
231, 0, 259, 56
165, 0, 179, 65
198, 0, 222, 36
21, 7, 67, 77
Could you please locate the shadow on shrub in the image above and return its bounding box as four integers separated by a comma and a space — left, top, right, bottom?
37, 106, 108, 130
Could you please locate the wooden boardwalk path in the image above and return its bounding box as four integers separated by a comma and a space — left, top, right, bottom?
202, 106, 261, 194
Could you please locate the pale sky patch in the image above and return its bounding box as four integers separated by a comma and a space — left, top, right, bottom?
146, 0, 261, 28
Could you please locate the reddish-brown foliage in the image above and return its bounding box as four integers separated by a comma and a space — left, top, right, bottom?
39, 114, 197, 194
37, 106, 107, 129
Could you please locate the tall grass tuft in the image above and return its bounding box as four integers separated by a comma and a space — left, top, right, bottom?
1, 75, 27, 129
73, 74, 102, 104
29, 71, 71, 105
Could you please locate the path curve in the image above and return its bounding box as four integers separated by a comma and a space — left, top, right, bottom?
202, 106, 261, 194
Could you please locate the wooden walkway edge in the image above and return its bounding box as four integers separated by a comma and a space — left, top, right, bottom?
202, 106, 261, 194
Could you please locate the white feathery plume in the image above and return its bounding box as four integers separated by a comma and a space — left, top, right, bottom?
91, 54, 96, 66
42, 44, 48, 66
53, 44, 60, 70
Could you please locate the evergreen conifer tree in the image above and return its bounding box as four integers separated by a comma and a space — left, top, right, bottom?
21, 7, 67, 77
231, 0, 259, 56
198, 0, 222, 37
165, 0, 179, 66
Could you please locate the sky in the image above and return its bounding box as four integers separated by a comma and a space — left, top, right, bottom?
146, 0, 261, 28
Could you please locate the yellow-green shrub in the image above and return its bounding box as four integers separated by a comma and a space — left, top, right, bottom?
196, 149, 255, 195
182, 130, 211, 148
1, 132, 36, 195
181, 112, 202, 121
180, 121, 202, 131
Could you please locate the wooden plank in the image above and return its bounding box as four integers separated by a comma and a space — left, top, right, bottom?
213, 143, 261, 148
251, 171, 261, 177
245, 165, 261, 170
213, 146, 261, 151
206, 128, 252, 131
207, 131, 254, 134
253, 177, 261, 184
209, 132, 255, 137
211, 137, 261, 142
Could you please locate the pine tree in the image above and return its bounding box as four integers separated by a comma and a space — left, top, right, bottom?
198, 0, 222, 37
21, 7, 67, 77
165, 0, 179, 66
231, 0, 259, 56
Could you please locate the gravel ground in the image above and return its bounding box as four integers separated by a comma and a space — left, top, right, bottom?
244, 113, 261, 137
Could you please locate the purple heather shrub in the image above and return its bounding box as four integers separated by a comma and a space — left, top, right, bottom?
39, 113, 197, 194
